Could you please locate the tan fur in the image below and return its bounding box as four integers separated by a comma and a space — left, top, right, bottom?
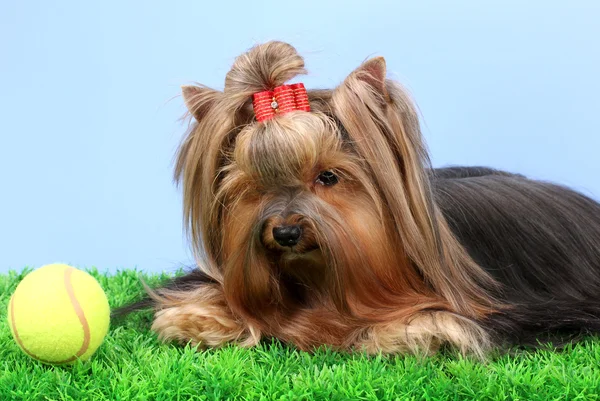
151, 41, 502, 357
356, 312, 491, 358
150, 284, 260, 348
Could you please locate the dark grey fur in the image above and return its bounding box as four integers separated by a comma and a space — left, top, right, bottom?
433, 166, 600, 347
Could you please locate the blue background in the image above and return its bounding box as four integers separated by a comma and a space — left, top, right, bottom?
1, 1, 598, 274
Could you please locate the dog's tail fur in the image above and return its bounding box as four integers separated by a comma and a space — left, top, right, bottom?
485, 300, 600, 348
111, 268, 217, 320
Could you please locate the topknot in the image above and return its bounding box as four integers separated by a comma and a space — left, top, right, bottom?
224, 41, 306, 99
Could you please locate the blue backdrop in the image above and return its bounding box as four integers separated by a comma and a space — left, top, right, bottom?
1, 0, 598, 273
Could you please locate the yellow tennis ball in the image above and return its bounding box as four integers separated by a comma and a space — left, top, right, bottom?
7, 263, 110, 364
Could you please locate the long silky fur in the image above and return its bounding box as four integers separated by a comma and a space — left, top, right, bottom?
432, 166, 600, 347
113, 41, 600, 357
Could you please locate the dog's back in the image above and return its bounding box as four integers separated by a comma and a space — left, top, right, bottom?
433, 166, 600, 346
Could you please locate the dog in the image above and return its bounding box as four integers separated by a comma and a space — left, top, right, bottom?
115, 41, 600, 357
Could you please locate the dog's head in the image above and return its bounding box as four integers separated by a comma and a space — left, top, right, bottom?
175, 41, 495, 323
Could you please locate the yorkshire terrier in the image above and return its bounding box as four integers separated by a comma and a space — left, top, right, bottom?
116, 41, 600, 357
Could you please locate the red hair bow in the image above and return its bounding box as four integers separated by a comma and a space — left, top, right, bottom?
252, 83, 310, 122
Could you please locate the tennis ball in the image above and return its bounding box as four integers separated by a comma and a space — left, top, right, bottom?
7, 263, 110, 364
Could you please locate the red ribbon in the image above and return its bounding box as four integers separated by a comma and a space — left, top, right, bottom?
252, 83, 311, 122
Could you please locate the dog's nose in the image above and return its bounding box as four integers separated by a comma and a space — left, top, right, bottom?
272, 225, 302, 247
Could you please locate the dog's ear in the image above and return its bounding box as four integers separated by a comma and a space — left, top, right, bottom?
352, 57, 388, 98
182, 85, 221, 122
174, 84, 222, 189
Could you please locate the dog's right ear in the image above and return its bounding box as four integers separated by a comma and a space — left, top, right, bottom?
181, 85, 221, 122
175, 84, 222, 187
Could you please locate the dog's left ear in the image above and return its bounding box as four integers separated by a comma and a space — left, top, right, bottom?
350, 57, 390, 102
355, 57, 387, 93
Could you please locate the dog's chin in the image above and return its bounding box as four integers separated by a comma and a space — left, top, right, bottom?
278, 247, 328, 287
263, 237, 320, 259
280, 247, 322, 262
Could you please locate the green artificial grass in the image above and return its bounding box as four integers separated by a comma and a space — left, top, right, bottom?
1, 268, 599, 401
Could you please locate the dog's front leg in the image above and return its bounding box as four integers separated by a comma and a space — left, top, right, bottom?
150, 282, 260, 348
356, 311, 491, 358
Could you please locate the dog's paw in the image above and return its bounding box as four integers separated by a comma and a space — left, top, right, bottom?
357, 311, 490, 358
151, 303, 260, 348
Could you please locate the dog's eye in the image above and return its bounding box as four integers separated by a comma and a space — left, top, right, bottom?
316, 171, 339, 186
